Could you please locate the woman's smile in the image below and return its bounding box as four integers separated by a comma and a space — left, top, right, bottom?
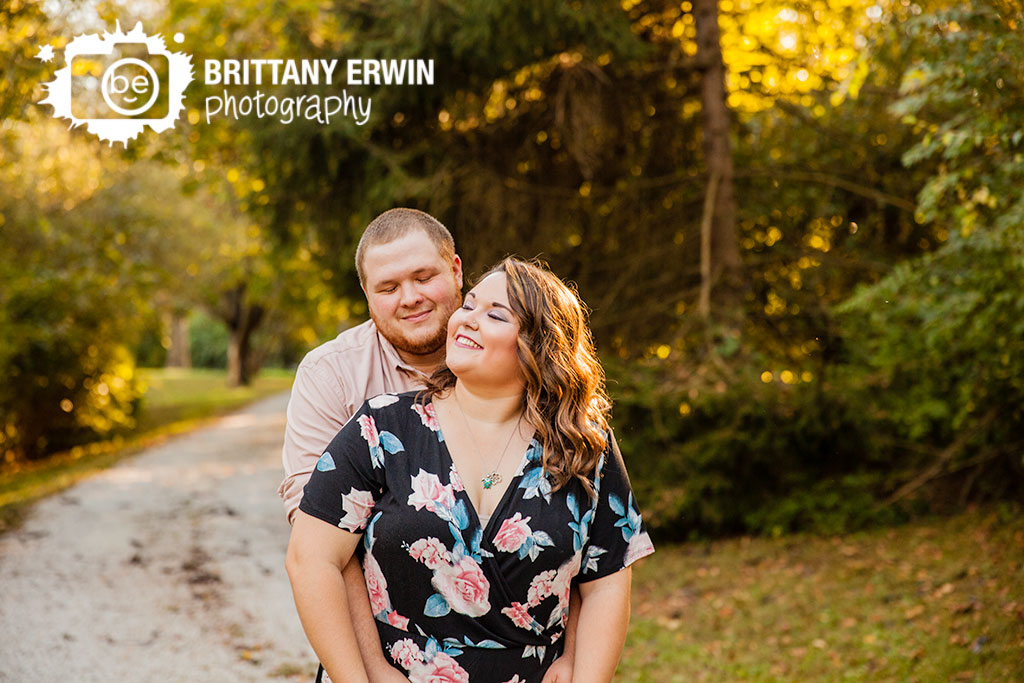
454, 334, 482, 349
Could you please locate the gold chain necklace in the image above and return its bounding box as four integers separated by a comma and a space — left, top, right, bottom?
453, 391, 522, 490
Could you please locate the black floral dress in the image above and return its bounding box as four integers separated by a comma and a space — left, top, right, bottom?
299, 392, 654, 683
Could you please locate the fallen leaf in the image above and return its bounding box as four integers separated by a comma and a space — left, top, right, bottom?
951, 600, 977, 614
904, 604, 925, 619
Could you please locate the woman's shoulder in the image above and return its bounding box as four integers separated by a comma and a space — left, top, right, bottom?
348, 391, 445, 449
356, 391, 438, 427
362, 390, 421, 410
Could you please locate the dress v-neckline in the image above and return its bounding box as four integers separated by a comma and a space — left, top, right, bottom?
433, 419, 535, 540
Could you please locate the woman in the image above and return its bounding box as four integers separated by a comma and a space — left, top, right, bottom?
287, 258, 654, 682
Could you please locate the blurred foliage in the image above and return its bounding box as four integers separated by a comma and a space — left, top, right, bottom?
610, 0, 1023, 538
0, 0, 54, 122
0, 118, 147, 461
607, 346, 905, 539
838, 0, 1024, 507
156, 0, 937, 363
0, 1, 349, 462
188, 309, 230, 369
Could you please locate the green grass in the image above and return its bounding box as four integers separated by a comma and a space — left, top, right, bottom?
0, 367, 294, 531
619, 506, 1024, 682
133, 367, 294, 432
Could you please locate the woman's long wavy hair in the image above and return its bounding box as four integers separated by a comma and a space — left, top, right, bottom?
420, 257, 611, 497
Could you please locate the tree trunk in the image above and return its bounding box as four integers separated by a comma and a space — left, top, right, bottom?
226, 327, 251, 387
218, 284, 265, 387
694, 0, 742, 304
164, 311, 192, 368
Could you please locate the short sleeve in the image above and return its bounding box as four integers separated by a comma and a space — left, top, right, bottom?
297, 401, 388, 533
278, 356, 358, 524
575, 430, 655, 583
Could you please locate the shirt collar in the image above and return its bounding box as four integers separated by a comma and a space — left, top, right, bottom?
373, 321, 431, 379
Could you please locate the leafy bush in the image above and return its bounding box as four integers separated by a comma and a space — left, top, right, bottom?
189, 309, 230, 369
0, 265, 143, 462
606, 356, 899, 540
836, 0, 1024, 507
0, 122, 187, 463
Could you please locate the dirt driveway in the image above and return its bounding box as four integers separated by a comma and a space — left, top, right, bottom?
0, 393, 318, 682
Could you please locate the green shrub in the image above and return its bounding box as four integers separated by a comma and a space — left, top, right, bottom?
606, 357, 899, 539
189, 309, 229, 369
0, 269, 143, 462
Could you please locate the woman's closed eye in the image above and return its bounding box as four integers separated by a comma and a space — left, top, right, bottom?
462, 301, 509, 322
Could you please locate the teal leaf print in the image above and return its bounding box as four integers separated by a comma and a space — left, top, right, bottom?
608, 493, 625, 517
424, 593, 451, 618
452, 500, 470, 530
533, 531, 555, 548
463, 636, 505, 649
315, 452, 336, 472
378, 430, 405, 454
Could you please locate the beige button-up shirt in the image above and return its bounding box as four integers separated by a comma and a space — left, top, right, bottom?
278, 319, 429, 523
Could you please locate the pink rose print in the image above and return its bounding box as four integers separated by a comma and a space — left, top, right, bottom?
449, 464, 464, 492
552, 552, 581, 613
408, 469, 456, 515
408, 537, 451, 570
363, 551, 390, 616
501, 601, 534, 631
357, 414, 380, 448
387, 610, 410, 631
527, 569, 557, 607
338, 487, 375, 532
492, 512, 532, 553
431, 556, 491, 618
411, 402, 441, 431
503, 677, 524, 683
408, 652, 469, 683
389, 638, 424, 670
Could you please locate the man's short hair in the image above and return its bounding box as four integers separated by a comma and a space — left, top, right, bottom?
355, 208, 456, 286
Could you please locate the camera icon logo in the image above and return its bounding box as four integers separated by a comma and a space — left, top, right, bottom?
99, 56, 163, 116
41, 22, 193, 146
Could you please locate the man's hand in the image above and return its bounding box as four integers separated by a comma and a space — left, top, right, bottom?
541, 654, 573, 683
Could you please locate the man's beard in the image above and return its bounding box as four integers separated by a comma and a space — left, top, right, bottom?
372, 298, 459, 358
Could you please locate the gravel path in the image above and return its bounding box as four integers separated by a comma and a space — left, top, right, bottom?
0, 392, 317, 682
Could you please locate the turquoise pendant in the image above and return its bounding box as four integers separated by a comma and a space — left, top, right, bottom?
483, 477, 493, 489
482, 472, 500, 489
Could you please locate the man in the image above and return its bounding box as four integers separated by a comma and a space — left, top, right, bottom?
280, 208, 463, 523
280, 209, 576, 681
